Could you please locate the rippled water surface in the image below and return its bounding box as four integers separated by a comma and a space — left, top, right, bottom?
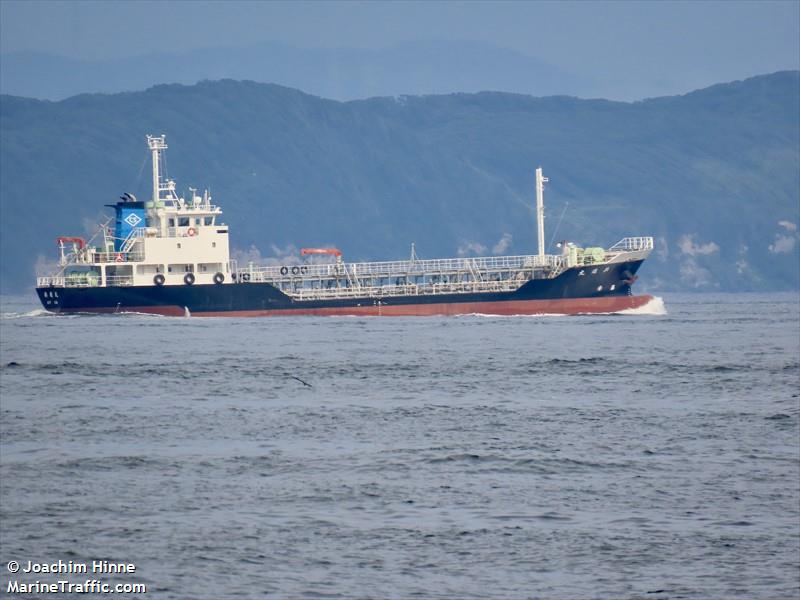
1, 293, 798, 599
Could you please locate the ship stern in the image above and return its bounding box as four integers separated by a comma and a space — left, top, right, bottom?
36, 287, 65, 314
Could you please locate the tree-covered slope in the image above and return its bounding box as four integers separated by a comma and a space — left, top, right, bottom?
1, 72, 798, 293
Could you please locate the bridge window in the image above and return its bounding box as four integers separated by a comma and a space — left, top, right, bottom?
169, 263, 194, 274
204, 216, 214, 226
137, 264, 164, 276
199, 262, 222, 274
178, 217, 190, 227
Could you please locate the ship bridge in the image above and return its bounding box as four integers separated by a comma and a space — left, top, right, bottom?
38, 134, 232, 288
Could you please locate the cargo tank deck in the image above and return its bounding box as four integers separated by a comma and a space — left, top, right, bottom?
228, 237, 652, 302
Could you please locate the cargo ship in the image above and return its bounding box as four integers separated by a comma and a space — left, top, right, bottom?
36, 135, 654, 317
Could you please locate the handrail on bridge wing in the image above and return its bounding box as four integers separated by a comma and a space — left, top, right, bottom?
608, 237, 654, 252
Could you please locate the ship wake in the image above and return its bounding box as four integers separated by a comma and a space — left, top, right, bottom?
1, 309, 56, 319
457, 296, 667, 318
617, 296, 667, 316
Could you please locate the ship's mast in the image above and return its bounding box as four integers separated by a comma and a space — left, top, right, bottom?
535, 167, 548, 258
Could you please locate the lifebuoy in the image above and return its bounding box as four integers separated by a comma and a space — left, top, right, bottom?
115, 253, 123, 263
280, 266, 288, 276
187, 227, 197, 237
241, 273, 251, 282
291, 266, 300, 275
300, 265, 308, 274
153, 274, 165, 286
213, 272, 225, 285
184, 272, 195, 286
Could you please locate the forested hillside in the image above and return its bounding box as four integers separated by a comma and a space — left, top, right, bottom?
1, 71, 797, 292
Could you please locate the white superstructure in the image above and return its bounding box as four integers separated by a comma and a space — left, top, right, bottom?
39, 135, 232, 288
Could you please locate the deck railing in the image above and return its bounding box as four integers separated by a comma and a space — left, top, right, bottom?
105, 275, 135, 286
88, 251, 145, 264
237, 253, 565, 283
607, 237, 654, 252
37, 275, 134, 288
37, 276, 65, 287
289, 279, 523, 301
38, 238, 653, 290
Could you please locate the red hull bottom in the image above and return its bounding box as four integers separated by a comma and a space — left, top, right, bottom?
64, 295, 655, 317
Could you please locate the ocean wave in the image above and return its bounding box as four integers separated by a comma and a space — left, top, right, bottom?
1, 308, 55, 319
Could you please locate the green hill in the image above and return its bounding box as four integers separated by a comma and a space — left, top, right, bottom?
1, 72, 798, 293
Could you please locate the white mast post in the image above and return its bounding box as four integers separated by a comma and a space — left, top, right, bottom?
535, 167, 548, 259
147, 134, 167, 204
146, 134, 169, 235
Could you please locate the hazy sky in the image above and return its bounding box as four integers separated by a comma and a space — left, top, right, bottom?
1, 0, 798, 99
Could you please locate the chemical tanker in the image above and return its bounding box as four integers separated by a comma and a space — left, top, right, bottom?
36, 135, 653, 316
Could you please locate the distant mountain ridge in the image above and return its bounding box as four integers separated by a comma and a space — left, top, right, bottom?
0, 40, 592, 101
1, 71, 798, 293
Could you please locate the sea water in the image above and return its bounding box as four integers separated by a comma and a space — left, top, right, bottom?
1, 293, 798, 599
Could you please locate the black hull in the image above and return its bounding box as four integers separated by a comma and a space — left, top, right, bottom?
37, 260, 646, 316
